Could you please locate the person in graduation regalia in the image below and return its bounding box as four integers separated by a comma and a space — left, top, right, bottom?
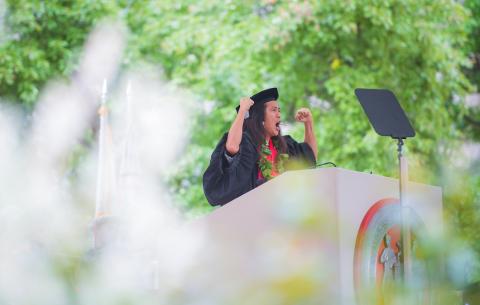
203, 87, 318, 206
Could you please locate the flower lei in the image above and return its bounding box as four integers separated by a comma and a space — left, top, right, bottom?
258, 139, 289, 181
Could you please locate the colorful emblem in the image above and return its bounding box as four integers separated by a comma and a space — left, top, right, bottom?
353, 198, 428, 304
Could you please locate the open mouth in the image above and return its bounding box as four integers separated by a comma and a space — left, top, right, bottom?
275, 122, 280, 132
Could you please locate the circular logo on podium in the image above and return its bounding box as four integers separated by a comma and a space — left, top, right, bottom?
353, 198, 428, 304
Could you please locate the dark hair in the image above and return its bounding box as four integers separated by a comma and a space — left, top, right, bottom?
243, 102, 287, 154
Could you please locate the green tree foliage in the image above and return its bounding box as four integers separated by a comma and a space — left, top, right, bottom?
463, 0, 480, 142
122, 0, 474, 213
464, 0, 480, 88
0, 0, 117, 107
1, 1, 479, 269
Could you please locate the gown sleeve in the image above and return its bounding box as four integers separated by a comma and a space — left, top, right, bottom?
202, 132, 258, 206
283, 135, 316, 169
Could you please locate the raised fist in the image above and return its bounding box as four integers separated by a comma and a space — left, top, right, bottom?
295, 108, 312, 123
239, 97, 254, 112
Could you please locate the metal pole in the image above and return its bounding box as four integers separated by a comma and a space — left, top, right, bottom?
95, 79, 108, 218
398, 138, 412, 285
93, 79, 110, 250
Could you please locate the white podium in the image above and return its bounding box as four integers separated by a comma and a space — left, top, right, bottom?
189, 168, 442, 304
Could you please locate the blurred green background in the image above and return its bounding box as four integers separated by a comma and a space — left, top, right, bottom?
0, 0, 479, 282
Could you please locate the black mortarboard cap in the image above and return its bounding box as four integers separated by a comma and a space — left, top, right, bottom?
235, 88, 279, 118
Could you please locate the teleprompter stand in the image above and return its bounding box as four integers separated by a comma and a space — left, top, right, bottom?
354, 88, 416, 284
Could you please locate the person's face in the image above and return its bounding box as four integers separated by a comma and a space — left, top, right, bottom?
263, 100, 281, 138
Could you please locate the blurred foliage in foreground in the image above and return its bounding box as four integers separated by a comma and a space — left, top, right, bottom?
0, 0, 479, 282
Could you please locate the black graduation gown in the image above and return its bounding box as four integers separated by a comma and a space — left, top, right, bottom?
202, 131, 316, 206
